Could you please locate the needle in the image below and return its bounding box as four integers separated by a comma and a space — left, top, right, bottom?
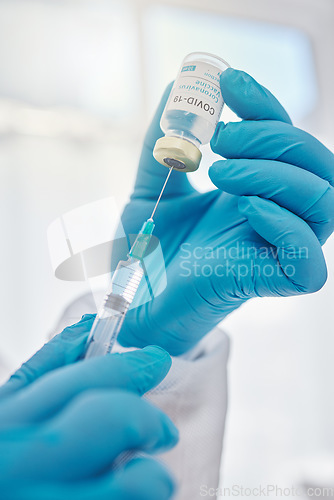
149, 168, 173, 220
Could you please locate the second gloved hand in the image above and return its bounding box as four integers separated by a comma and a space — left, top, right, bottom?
118, 68, 334, 356
0, 316, 178, 500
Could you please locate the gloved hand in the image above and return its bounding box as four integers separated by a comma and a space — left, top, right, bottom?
119, 68, 334, 356
0, 315, 178, 500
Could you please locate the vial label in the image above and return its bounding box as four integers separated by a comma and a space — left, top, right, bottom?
168, 61, 224, 128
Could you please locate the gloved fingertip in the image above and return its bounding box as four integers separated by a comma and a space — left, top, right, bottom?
142, 346, 172, 371
210, 121, 226, 150
238, 195, 256, 213
115, 346, 172, 395
80, 314, 96, 322
142, 345, 171, 361
124, 457, 176, 498
160, 415, 180, 452
208, 161, 226, 185
145, 82, 175, 147
161, 470, 176, 498
167, 80, 174, 92
220, 68, 250, 92
61, 315, 95, 339
208, 162, 217, 182
163, 415, 179, 444
220, 66, 237, 83
238, 195, 275, 217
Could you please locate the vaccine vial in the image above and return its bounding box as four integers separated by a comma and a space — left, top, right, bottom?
153, 52, 230, 172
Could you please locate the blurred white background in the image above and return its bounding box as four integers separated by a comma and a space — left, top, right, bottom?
0, 0, 333, 497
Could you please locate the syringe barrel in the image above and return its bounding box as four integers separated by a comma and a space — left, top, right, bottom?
84, 294, 129, 358
84, 258, 144, 358
109, 258, 144, 303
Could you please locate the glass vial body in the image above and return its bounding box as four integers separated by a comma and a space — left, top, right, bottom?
162, 52, 230, 146
154, 52, 230, 172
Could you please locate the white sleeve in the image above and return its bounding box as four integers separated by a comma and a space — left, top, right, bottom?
50, 293, 229, 500
148, 328, 229, 500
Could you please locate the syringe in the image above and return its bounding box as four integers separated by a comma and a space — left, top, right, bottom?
84, 168, 173, 358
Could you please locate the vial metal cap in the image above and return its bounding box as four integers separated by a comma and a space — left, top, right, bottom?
153, 136, 202, 172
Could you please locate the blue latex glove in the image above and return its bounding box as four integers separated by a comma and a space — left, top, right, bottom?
0, 315, 178, 500
118, 68, 334, 355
